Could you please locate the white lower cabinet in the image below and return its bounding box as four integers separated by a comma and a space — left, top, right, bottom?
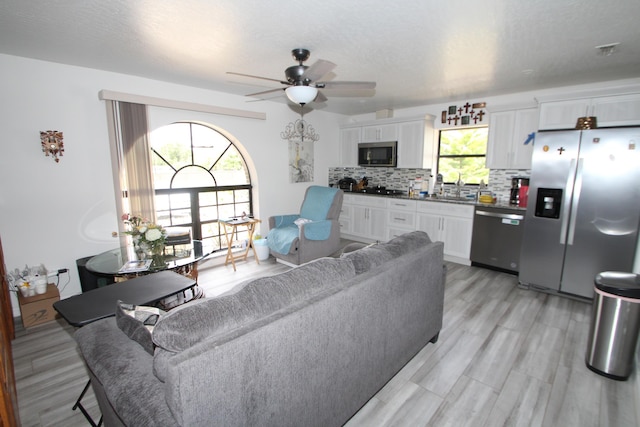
340, 194, 475, 264
387, 199, 417, 240
416, 202, 474, 265
342, 194, 388, 242
338, 204, 353, 235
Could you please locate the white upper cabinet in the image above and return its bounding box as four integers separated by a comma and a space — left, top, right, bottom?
361, 123, 398, 141
538, 99, 590, 130
339, 127, 361, 166
397, 120, 427, 168
591, 94, 640, 127
339, 115, 435, 169
486, 108, 538, 170
538, 93, 640, 130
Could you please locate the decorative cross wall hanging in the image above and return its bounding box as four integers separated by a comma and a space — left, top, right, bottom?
441, 102, 486, 126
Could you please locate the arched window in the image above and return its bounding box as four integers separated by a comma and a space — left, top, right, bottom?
150, 122, 253, 253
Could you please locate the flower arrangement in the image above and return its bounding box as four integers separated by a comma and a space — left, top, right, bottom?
121, 213, 167, 257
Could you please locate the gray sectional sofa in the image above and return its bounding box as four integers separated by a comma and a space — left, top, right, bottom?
74, 231, 445, 426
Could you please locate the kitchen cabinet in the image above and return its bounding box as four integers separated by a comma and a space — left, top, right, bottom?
338, 203, 353, 235
538, 93, 640, 130
387, 199, 417, 240
362, 123, 398, 142
342, 194, 388, 242
486, 108, 538, 169
591, 94, 640, 127
416, 202, 474, 265
341, 194, 475, 264
339, 115, 435, 168
397, 120, 432, 169
339, 127, 361, 166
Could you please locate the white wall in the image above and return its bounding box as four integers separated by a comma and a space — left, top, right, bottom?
0, 53, 343, 315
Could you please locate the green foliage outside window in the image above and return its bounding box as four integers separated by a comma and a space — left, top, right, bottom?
438, 127, 489, 184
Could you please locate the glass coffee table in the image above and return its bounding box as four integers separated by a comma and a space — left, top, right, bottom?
86, 241, 206, 279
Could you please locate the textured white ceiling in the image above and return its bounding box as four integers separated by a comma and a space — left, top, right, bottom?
1, 0, 639, 115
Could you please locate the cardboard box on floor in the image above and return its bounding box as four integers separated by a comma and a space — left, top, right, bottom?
17, 284, 60, 328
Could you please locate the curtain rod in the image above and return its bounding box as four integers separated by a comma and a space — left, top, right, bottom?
98, 90, 266, 120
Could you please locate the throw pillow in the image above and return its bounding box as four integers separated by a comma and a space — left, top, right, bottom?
115, 300, 165, 355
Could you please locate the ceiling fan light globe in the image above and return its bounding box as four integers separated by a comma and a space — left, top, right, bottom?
286, 86, 318, 104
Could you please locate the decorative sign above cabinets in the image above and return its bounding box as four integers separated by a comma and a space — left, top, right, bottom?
442, 102, 486, 126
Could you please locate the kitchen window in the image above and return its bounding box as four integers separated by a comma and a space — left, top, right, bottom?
437, 127, 489, 185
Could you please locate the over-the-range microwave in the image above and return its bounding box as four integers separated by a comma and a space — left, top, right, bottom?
358, 141, 397, 167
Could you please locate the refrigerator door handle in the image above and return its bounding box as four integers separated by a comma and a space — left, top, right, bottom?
559, 158, 577, 245
567, 158, 584, 245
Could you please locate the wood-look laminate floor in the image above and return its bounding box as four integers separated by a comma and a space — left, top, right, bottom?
11, 253, 640, 426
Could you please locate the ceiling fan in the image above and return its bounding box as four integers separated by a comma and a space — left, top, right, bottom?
227, 48, 376, 105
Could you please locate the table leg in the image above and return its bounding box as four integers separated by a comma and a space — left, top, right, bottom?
237, 222, 251, 262
246, 222, 260, 265
72, 379, 103, 426
222, 223, 236, 271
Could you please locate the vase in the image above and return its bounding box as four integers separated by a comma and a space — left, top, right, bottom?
150, 254, 165, 269
135, 248, 146, 260
147, 243, 166, 269
151, 243, 165, 256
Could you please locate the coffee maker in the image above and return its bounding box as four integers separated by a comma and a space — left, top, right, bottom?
510, 177, 530, 207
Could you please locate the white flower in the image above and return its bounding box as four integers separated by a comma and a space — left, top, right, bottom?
139, 226, 148, 233
145, 228, 162, 242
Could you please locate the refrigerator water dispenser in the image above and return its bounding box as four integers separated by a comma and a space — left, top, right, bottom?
534, 188, 563, 219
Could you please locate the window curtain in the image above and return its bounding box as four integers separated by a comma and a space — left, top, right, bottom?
105, 101, 157, 232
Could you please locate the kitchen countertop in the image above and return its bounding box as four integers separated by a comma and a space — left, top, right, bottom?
341, 190, 526, 211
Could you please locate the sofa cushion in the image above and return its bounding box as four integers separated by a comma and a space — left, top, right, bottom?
115, 301, 165, 355
341, 231, 432, 274
152, 257, 356, 353
383, 230, 433, 257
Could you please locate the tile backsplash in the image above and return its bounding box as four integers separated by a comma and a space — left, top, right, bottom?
328, 166, 530, 202
329, 167, 432, 191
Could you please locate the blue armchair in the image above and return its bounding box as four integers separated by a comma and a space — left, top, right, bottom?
267, 186, 344, 265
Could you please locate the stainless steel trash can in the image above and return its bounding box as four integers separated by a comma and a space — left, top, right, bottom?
585, 271, 640, 381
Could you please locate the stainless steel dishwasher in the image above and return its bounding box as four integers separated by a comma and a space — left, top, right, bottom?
470, 206, 525, 274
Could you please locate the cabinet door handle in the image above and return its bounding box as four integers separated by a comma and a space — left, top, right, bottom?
394, 217, 405, 221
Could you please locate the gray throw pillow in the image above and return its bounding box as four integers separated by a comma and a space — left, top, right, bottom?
115, 300, 165, 355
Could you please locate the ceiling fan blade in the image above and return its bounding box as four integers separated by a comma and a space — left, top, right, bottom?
245, 87, 285, 97
227, 71, 287, 85
246, 93, 284, 102
315, 91, 328, 103
302, 59, 337, 82
318, 81, 377, 90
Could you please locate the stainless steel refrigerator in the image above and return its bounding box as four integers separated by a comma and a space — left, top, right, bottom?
519, 127, 640, 299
